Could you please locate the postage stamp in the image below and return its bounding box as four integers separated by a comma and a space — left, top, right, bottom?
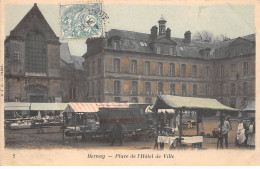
60, 3, 104, 39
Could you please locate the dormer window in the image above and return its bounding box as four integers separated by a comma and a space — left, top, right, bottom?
113, 41, 119, 50
157, 45, 161, 54
169, 47, 174, 55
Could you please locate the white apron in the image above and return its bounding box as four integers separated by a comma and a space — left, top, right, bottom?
237, 123, 246, 144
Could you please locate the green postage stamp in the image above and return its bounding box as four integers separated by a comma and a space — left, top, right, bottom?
60, 3, 104, 39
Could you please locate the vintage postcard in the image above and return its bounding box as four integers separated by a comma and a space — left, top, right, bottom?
0, 0, 259, 166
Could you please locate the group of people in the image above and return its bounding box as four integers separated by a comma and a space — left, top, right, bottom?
217, 115, 255, 149
236, 117, 255, 148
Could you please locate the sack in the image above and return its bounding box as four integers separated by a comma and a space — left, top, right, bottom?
212, 128, 220, 138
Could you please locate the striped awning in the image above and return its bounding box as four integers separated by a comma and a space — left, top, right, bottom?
65, 103, 99, 113
64, 102, 131, 113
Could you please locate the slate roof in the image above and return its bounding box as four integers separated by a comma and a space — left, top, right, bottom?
103, 29, 255, 59
60, 43, 85, 71
71, 55, 85, 71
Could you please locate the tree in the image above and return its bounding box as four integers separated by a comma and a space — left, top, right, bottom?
193, 30, 229, 43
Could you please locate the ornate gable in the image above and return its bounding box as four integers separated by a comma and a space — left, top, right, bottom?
8, 3, 59, 44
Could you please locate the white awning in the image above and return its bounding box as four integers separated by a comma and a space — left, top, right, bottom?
4, 102, 31, 111
4, 102, 68, 111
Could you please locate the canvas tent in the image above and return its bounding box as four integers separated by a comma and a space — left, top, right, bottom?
5, 102, 68, 111
240, 101, 255, 117
4, 102, 31, 111
152, 95, 237, 111
152, 95, 238, 148
240, 101, 255, 112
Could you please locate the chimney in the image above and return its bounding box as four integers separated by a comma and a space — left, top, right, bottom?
166, 28, 171, 39
184, 31, 191, 43
150, 26, 158, 39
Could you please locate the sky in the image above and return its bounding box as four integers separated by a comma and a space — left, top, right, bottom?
5, 3, 255, 56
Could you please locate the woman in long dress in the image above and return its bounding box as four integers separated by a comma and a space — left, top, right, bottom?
247, 117, 255, 149
236, 119, 246, 147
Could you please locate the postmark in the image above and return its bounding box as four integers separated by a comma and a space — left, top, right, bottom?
60, 3, 104, 39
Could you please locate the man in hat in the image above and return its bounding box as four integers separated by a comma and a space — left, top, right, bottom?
111, 120, 125, 146
217, 115, 231, 149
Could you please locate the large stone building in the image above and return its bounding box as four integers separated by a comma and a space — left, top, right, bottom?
84, 16, 255, 109
4, 4, 85, 103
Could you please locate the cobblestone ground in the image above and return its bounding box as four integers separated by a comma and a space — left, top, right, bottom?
4, 119, 253, 150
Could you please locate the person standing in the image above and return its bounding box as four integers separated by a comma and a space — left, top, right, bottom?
110, 120, 125, 146
217, 116, 231, 149
247, 117, 255, 149
236, 119, 246, 147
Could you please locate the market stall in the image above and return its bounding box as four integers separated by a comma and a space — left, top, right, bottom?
152, 95, 238, 149
63, 102, 131, 140
240, 101, 255, 117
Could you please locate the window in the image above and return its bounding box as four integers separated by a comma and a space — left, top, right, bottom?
181, 64, 186, 77
231, 64, 236, 77
220, 65, 224, 78
91, 81, 95, 97
241, 97, 247, 107
113, 58, 120, 72
145, 98, 152, 104
193, 84, 197, 96
192, 65, 197, 77
169, 47, 174, 55
69, 87, 76, 100
231, 83, 235, 95
158, 62, 163, 75
158, 82, 164, 94
182, 84, 187, 96
205, 84, 210, 96
131, 97, 138, 103
157, 46, 161, 54
13, 51, 22, 62
130, 60, 137, 73
114, 80, 121, 94
25, 30, 46, 73
170, 84, 175, 95
206, 66, 210, 78
114, 97, 121, 102
169, 63, 175, 76
230, 98, 236, 108
219, 84, 223, 95
98, 58, 101, 74
131, 81, 138, 94
91, 60, 95, 75
243, 62, 248, 75
145, 61, 150, 75
87, 62, 90, 76
243, 82, 248, 94
113, 41, 119, 50
145, 82, 151, 94
97, 81, 101, 99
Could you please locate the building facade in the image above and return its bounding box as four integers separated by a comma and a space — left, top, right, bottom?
4, 4, 86, 103
84, 17, 255, 109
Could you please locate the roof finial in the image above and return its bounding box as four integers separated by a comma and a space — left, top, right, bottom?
160, 14, 164, 20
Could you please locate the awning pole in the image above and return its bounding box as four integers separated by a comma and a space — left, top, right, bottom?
179, 109, 183, 148
196, 110, 199, 136
220, 111, 223, 149
74, 112, 77, 139
62, 112, 65, 143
